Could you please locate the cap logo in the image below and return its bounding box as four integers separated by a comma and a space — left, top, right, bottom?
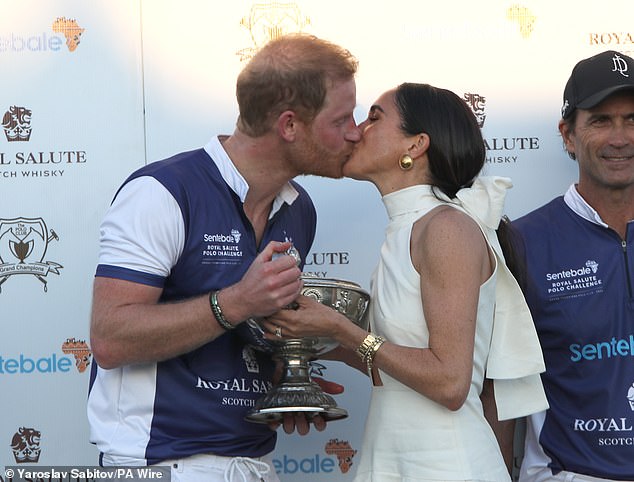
561, 100, 570, 118
612, 53, 629, 78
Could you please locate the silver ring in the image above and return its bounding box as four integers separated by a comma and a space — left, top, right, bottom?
275, 326, 283, 338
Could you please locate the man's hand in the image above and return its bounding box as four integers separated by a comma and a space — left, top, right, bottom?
269, 413, 327, 435
221, 241, 303, 323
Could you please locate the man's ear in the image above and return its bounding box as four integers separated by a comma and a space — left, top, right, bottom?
558, 119, 575, 155
277, 110, 298, 142
408, 132, 430, 160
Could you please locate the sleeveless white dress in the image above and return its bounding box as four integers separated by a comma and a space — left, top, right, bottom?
353, 178, 548, 482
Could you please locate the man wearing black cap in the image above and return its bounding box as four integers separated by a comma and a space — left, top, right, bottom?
514, 50, 634, 481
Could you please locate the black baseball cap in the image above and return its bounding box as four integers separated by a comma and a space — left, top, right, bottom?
561, 50, 634, 119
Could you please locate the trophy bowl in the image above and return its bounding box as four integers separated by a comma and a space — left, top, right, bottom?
242, 275, 370, 424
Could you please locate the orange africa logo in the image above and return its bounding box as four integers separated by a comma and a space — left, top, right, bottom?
52, 17, 85, 52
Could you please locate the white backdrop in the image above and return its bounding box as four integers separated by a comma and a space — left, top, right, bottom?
1, 0, 632, 479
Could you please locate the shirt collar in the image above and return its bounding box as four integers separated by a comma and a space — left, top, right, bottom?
563, 183, 609, 228
204, 136, 299, 218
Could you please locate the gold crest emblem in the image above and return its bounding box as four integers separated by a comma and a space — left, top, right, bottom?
506, 4, 536, 39
237, 2, 310, 61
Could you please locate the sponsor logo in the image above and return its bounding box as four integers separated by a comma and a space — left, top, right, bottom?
195, 376, 272, 408
0, 339, 89, 375
573, 417, 632, 432
237, 2, 310, 61
202, 229, 244, 265
242, 346, 260, 374
463, 93, 540, 165
506, 4, 536, 39
61, 337, 92, 373
589, 32, 634, 56
303, 251, 350, 278
572, 383, 634, 447
569, 334, 634, 363
0, 217, 62, 293
545, 260, 603, 300
51, 17, 85, 52
203, 229, 242, 244
272, 439, 358, 475
1, 106, 88, 180
195, 347, 271, 407
2, 106, 31, 142
0, 17, 84, 54
324, 438, 358, 474
483, 135, 540, 164
628, 382, 634, 411
463, 93, 486, 128
273, 454, 336, 475
11, 427, 41, 463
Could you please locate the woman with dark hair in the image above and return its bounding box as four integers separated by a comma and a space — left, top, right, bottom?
264, 83, 548, 481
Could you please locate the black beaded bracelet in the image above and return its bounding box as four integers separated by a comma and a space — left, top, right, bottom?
209, 290, 235, 330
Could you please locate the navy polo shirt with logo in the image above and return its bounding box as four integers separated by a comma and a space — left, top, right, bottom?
87, 140, 316, 465
514, 191, 634, 480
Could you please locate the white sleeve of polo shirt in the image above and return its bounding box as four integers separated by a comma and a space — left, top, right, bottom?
98, 176, 185, 277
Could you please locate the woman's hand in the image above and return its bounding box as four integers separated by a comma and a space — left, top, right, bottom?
260, 295, 347, 341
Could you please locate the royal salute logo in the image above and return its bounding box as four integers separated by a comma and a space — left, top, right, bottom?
324, 438, 357, 474
61, 337, 92, 373
506, 4, 536, 39
2, 106, 32, 142
589, 32, 634, 56
237, 1, 311, 61
463, 93, 486, 128
0, 105, 88, 179
303, 251, 350, 278
0, 217, 62, 293
51, 17, 85, 52
462, 89, 541, 164
10, 427, 41, 463
242, 346, 260, 374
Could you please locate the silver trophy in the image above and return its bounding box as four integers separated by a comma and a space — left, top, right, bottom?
243, 271, 370, 424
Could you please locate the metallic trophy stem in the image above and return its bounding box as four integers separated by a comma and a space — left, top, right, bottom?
245, 341, 347, 423
243, 274, 370, 425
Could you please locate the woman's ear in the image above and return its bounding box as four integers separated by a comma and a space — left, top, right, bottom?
408, 133, 430, 160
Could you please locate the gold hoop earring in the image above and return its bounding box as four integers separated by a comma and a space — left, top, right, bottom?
399, 154, 413, 171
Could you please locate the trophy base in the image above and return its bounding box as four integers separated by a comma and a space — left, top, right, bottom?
245, 406, 348, 424
245, 380, 348, 424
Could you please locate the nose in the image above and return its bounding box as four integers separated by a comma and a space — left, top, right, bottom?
607, 118, 634, 147
345, 120, 362, 143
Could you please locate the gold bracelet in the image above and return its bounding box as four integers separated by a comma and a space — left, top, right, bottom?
365, 336, 385, 374
356, 333, 386, 376
209, 290, 235, 330
356, 333, 379, 361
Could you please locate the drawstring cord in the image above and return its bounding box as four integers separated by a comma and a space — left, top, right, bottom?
224, 456, 270, 482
